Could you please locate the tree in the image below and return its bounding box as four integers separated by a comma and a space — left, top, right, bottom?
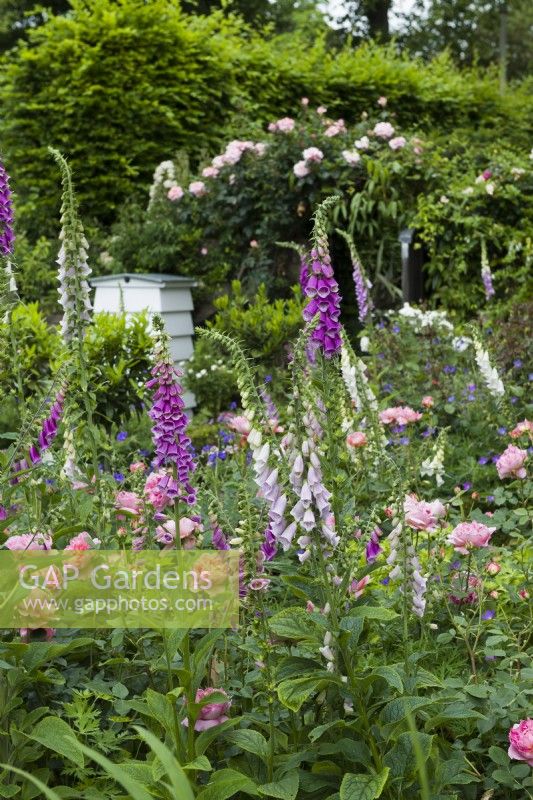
326, 0, 392, 41
0, 0, 69, 51
397, 0, 533, 80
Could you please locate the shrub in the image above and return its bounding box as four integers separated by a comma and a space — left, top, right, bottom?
1, 0, 531, 237
110, 102, 533, 317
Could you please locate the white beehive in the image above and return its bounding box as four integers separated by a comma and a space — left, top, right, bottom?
90, 273, 197, 411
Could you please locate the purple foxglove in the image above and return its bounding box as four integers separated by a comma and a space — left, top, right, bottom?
0, 160, 15, 256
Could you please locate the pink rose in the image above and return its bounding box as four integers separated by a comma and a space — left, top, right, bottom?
167, 185, 184, 201
373, 121, 395, 139
129, 461, 146, 473
302, 147, 324, 163
389, 136, 406, 151
510, 419, 533, 438
202, 166, 219, 179
346, 431, 368, 448
5, 532, 52, 551
65, 531, 97, 551
496, 444, 528, 480
183, 687, 231, 732
227, 415, 251, 436
144, 471, 173, 511
508, 719, 533, 767
115, 491, 143, 516
379, 406, 422, 425
254, 142, 267, 156
293, 160, 310, 178
485, 561, 501, 575
404, 494, 446, 531
324, 119, 346, 137
189, 181, 206, 197
155, 517, 201, 549
301, 97, 309, 106
250, 239, 258, 248
377, 96, 387, 107
342, 149, 361, 166
316, 105, 327, 115
421, 395, 434, 408
447, 520, 495, 554
269, 117, 295, 133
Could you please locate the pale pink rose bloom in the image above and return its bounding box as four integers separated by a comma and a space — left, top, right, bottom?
389, 136, 406, 150
144, 471, 173, 511
485, 561, 501, 575
5, 532, 52, 550
20, 628, 55, 642
154, 517, 201, 549
115, 491, 143, 516
316, 105, 327, 115
496, 444, 528, 480
404, 494, 446, 531
167, 185, 184, 201
202, 166, 219, 179
182, 688, 231, 731
254, 142, 267, 156
302, 147, 324, 163
342, 149, 361, 166
373, 121, 395, 139
212, 155, 226, 169
227, 415, 251, 436
510, 419, 533, 438
301, 97, 309, 106
250, 239, 258, 248
65, 531, 97, 551
293, 160, 310, 178
377, 96, 387, 107
349, 575, 370, 599
129, 461, 146, 473
508, 719, 533, 766
447, 520, 495, 554
200, 247, 208, 255
355, 136, 370, 150
324, 119, 346, 137
189, 180, 206, 197
270, 117, 295, 133
421, 395, 434, 408
379, 406, 422, 425
346, 431, 368, 448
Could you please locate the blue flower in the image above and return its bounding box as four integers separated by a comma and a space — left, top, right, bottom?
463, 482, 472, 491
447, 395, 455, 403
264, 374, 272, 383
399, 437, 410, 446
116, 431, 128, 441
382, 383, 393, 394
513, 359, 522, 368
218, 451, 227, 461
443, 365, 456, 375
497, 426, 507, 435
510, 396, 518, 405
467, 384, 476, 392
377, 353, 385, 360
486, 495, 495, 503
482, 610, 495, 621
381, 577, 390, 585
229, 401, 237, 410
138, 448, 151, 457
113, 472, 125, 482
478, 456, 489, 465
392, 325, 400, 334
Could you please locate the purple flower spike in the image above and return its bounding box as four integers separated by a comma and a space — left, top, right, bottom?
146, 326, 197, 505
0, 160, 15, 256
365, 529, 382, 563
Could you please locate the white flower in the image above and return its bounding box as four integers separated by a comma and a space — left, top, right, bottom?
342, 149, 361, 166
485, 182, 495, 195
439, 195, 449, 204
474, 338, 504, 398
360, 335, 370, 352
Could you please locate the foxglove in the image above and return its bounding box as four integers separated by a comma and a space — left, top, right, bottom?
0, 160, 15, 256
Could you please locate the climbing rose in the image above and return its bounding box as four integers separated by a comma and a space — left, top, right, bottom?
496, 444, 528, 479
379, 406, 422, 425
302, 147, 324, 163
189, 181, 206, 197
389, 136, 406, 150
342, 149, 361, 165
508, 719, 533, 766
510, 419, 533, 438
115, 491, 143, 516
293, 160, 310, 178
5, 533, 52, 551
421, 395, 434, 408
373, 122, 395, 139
268, 117, 295, 133
167, 186, 184, 201
447, 520, 495, 554
377, 96, 387, 107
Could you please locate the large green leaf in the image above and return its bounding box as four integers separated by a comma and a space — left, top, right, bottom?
259, 770, 299, 799
277, 676, 341, 712
379, 696, 431, 725
339, 768, 390, 800
27, 716, 84, 766
348, 607, 398, 621
196, 768, 259, 800
384, 732, 433, 778
268, 607, 322, 642
225, 729, 270, 763
195, 717, 242, 756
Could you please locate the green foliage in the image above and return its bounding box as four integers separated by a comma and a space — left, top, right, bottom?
1, 0, 531, 238
0, 301, 59, 395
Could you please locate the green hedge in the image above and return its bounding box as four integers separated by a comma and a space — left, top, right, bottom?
1, 0, 531, 237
